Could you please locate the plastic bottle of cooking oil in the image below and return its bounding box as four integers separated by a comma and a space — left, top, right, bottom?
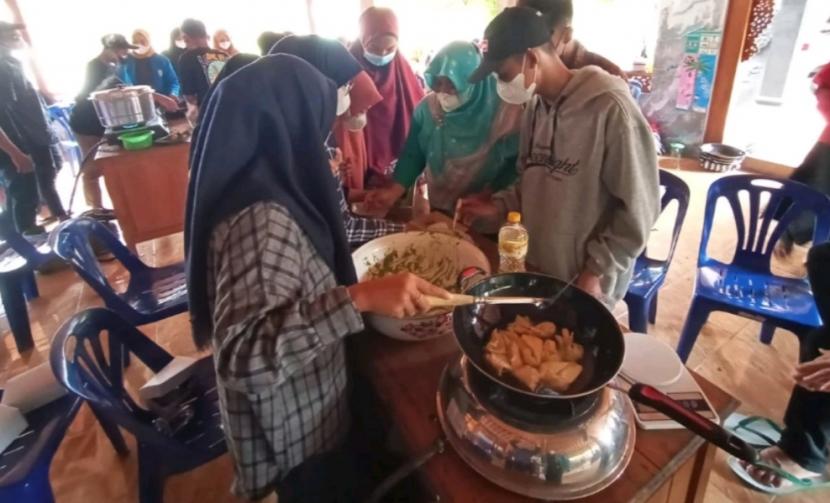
498, 212, 528, 273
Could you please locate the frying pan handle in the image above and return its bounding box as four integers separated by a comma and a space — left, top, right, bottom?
628, 383, 758, 464
458, 266, 488, 293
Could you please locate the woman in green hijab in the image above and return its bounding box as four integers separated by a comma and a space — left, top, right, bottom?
365, 41, 522, 213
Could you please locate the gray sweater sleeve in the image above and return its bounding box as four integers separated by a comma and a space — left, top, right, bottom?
584, 100, 660, 279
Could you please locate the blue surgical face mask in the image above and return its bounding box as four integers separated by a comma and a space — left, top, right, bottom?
364, 49, 396, 67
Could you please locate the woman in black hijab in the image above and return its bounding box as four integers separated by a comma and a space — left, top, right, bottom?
185, 54, 447, 502
271, 34, 413, 247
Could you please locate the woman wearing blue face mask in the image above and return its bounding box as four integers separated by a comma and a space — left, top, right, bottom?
365, 41, 522, 214
350, 7, 424, 187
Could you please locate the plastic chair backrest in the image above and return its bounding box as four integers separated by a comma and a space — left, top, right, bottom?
644, 170, 691, 267
49, 308, 179, 450
50, 218, 149, 302
0, 211, 51, 268
699, 175, 830, 273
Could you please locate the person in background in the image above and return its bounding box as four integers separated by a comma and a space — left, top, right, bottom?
212, 29, 239, 56
117, 29, 180, 97
333, 70, 382, 192
272, 33, 383, 192
162, 27, 186, 77
70, 34, 134, 212
186, 54, 449, 503
178, 18, 228, 122
271, 34, 405, 245
732, 243, 830, 495
350, 7, 424, 186
518, 0, 627, 79
460, 7, 659, 305
0, 21, 67, 232
366, 41, 522, 214
200, 52, 259, 112
257, 31, 289, 56
777, 61, 830, 255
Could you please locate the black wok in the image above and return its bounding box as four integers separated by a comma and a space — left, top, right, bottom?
452, 272, 758, 464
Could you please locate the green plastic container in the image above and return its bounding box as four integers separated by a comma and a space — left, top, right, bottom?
118, 130, 154, 150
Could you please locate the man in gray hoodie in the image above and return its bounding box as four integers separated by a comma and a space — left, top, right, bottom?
462, 7, 660, 305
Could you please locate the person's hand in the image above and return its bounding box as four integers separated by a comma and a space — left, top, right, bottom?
154, 93, 180, 113
794, 349, 830, 392
328, 148, 343, 175
457, 195, 500, 228
365, 184, 406, 212
185, 104, 200, 126
10, 151, 34, 174
347, 272, 451, 318
576, 270, 603, 300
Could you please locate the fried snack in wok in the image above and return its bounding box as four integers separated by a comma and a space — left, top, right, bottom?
484, 315, 584, 393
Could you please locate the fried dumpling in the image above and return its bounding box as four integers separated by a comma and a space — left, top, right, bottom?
541, 339, 562, 362
485, 352, 511, 377
519, 335, 544, 367
533, 322, 557, 339
513, 366, 541, 391
539, 361, 583, 393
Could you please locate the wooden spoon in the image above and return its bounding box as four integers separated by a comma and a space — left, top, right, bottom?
425, 293, 549, 309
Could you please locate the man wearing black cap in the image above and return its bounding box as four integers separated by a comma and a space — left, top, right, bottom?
0, 21, 67, 232
461, 7, 659, 307
70, 33, 136, 211
178, 18, 228, 121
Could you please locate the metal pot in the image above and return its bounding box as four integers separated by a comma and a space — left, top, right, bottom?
90, 85, 157, 128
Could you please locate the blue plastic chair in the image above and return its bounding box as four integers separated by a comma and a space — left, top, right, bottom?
0, 213, 61, 351
47, 103, 82, 177
676, 175, 830, 362
624, 170, 690, 333
50, 218, 187, 326
0, 392, 83, 503
50, 308, 225, 503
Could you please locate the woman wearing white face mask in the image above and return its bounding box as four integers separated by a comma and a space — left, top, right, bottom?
117, 29, 180, 98
365, 41, 522, 214
212, 29, 239, 56
333, 71, 383, 191
350, 7, 425, 187
272, 35, 408, 246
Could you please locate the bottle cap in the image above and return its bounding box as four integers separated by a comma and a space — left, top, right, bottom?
507, 212, 521, 224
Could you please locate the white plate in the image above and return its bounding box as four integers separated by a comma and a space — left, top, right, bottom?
622, 333, 684, 387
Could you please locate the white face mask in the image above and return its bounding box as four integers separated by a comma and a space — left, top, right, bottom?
344, 112, 367, 131
219, 41, 231, 51
336, 85, 351, 116
496, 54, 537, 105
134, 44, 151, 56
175, 39, 186, 49
364, 49, 396, 67
436, 92, 462, 113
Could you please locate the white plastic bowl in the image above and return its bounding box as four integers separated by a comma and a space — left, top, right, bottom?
352, 232, 491, 342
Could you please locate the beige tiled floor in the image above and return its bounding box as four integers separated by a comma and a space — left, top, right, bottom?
0, 168, 825, 502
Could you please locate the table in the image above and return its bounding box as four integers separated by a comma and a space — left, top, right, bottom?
96, 137, 189, 251
353, 225, 739, 503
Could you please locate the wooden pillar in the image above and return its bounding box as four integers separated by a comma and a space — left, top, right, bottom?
704, 0, 754, 143
306, 0, 317, 34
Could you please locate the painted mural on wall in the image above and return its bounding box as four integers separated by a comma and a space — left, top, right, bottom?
641, 0, 729, 154
676, 31, 722, 112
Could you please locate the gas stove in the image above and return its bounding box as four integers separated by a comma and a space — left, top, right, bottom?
436, 357, 636, 501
